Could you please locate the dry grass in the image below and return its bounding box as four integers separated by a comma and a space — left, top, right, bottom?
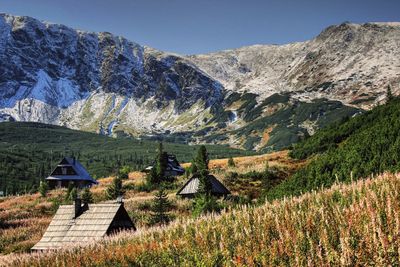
0, 151, 303, 258
4, 172, 400, 266
183, 150, 305, 174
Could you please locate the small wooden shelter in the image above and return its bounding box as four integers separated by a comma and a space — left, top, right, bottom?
176, 174, 231, 198
46, 157, 98, 188
32, 198, 135, 250
144, 154, 185, 176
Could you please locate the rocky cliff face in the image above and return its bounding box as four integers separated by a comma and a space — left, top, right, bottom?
190, 22, 400, 109
0, 14, 223, 134
0, 14, 399, 151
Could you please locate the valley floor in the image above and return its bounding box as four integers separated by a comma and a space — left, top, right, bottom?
3, 171, 400, 266
0, 151, 302, 257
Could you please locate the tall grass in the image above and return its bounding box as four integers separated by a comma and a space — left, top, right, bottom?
4, 172, 400, 266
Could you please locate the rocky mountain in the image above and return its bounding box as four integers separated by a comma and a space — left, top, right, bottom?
0, 14, 399, 151
0, 14, 223, 136
190, 22, 400, 109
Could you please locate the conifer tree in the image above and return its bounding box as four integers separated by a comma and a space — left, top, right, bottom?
69, 187, 78, 202
150, 187, 171, 225
194, 145, 212, 195
227, 156, 235, 167
38, 180, 48, 197
106, 176, 124, 200
194, 145, 209, 172
147, 142, 169, 185
81, 187, 94, 203
65, 182, 74, 201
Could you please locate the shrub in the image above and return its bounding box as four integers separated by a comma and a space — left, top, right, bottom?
227, 156, 235, 167
38, 181, 48, 197
192, 195, 222, 218
81, 188, 93, 204
149, 188, 171, 226
106, 176, 124, 200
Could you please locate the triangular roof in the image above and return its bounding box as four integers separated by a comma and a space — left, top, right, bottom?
32, 203, 135, 250
144, 154, 185, 175
166, 154, 185, 174
46, 157, 98, 184
176, 174, 231, 197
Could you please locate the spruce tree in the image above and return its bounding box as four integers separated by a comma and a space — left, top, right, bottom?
150, 187, 171, 225
81, 187, 94, 203
227, 156, 235, 167
147, 142, 169, 185
106, 176, 124, 200
194, 145, 212, 195
38, 180, 48, 197
69, 187, 78, 202
194, 145, 209, 172
65, 182, 74, 201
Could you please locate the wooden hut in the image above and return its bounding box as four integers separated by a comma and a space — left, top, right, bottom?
32, 198, 135, 250
144, 154, 185, 177
46, 157, 98, 188
176, 174, 231, 198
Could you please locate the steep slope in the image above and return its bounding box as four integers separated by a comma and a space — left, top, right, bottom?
266, 97, 400, 199
6, 172, 400, 266
0, 14, 398, 151
0, 14, 223, 135
190, 22, 400, 109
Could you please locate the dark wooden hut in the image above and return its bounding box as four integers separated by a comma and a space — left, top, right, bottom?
32, 199, 135, 250
46, 157, 98, 188
176, 174, 231, 198
144, 154, 185, 177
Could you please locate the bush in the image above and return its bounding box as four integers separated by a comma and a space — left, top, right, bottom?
81, 188, 93, 203
192, 195, 222, 218
106, 176, 124, 200
118, 166, 131, 180
149, 188, 171, 226
38, 181, 48, 197
227, 156, 235, 167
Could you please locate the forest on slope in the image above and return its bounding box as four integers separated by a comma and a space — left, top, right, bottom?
0, 122, 254, 195
266, 94, 400, 199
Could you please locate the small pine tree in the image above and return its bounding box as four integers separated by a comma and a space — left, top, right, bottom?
192, 194, 222, 218
38, 180, 48, 197
193, 145, 212, 195
65, 182, 75, 200
264, 161, 270, 174
150, 187, 171, 225
194, 145, 209, 172
147, 142, 169, 185
227, 156, 235, 167
81, 187, 94, 203
118, 166, 131, 180
198, 170, 213, 195
106, 176, 124, 200
188, 158, 198, 176
69, 187, 78, 201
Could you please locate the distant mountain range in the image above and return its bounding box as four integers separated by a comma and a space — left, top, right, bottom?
0, 14, 399, 151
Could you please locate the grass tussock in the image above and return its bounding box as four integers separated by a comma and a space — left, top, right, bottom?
5, 172, 400, 266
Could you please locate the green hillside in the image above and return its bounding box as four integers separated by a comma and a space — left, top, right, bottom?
266, 97, 400, 200
0, 122, 255, 195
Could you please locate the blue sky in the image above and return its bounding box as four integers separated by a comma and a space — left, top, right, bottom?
0, 0, 399, 54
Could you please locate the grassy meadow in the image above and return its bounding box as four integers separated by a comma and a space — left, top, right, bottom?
0, 151, 298, 257
3, 171, 400, 266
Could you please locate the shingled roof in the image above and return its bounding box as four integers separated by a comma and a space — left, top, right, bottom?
46, 157, 98, 185
32, 201, 135, 250
144, 154, 185, 176
176, 174, 231, 197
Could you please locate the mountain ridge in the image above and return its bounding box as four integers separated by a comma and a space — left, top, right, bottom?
0, 14, 398, 150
